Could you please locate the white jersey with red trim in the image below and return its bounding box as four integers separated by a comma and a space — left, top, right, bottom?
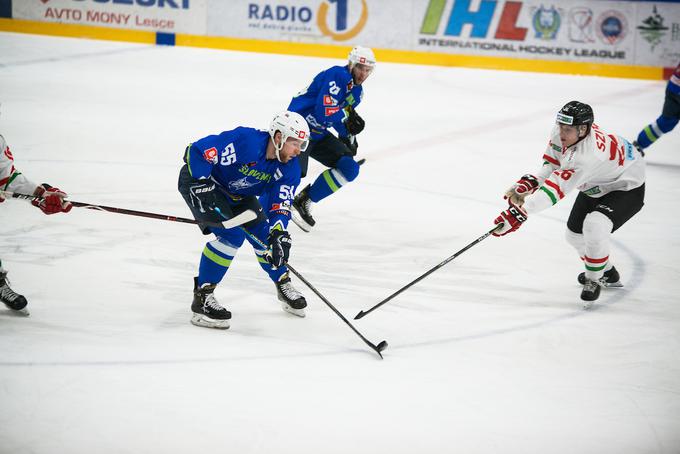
523, 124, 645, 215
0, 134, 38, 196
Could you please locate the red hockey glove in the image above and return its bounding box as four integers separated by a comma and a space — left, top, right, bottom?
504, 174, 539, 206
492, 203, 527, 237
32, 184, 72, 215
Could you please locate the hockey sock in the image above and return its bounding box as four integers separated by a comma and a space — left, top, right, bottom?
636, 115, 679, 148
198, 237, 242, 285
308, 156, 360, 202
565, 228, 585, 258
582, 212, 614, 281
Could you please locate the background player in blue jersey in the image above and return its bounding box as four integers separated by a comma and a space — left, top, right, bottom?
633, 61, 680, 155
178, 112, 310, 329
288, 46, 376, 232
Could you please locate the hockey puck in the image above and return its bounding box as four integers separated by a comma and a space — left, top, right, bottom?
376, 340, 388, 352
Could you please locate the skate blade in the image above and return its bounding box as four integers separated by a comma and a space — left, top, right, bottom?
582, 301, 594, 310
191, 314, 230, 329
602, 281, 624, 288
291, 211, 312, 232
3, 307, 30, 317
281, 303, 306, 318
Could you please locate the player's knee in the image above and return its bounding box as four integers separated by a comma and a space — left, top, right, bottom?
215, 232, 245, 249
657, 115, 679, 133
335, 156, 360, 182
583, 211, 613, 242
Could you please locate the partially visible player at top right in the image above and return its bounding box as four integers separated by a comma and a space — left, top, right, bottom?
633, 61, 680, 155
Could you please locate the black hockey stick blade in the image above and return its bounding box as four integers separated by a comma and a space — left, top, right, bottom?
357, 158, 366, 166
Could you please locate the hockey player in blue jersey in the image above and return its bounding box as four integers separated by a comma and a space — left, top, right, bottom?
288, 45, 376, 232
633, 61, 680, 155
178, 111, 310, 329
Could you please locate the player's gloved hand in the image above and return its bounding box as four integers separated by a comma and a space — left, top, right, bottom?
345, 107, 365, 136
492, 202, 527, 237
32, 183, 72, 215
188, 179, 220, 214
504, 174, 539, 206
340, 134, 358, 156
266, 229, 292, 268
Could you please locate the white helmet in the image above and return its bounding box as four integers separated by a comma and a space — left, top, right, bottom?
269, 111, 310, 162
348, 45, 376, 70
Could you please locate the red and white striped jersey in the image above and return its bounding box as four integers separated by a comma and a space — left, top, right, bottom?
523, 124, 645, 215
0, 134, 38, 196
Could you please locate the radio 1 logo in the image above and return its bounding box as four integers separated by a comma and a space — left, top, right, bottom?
248, 0, 368, 41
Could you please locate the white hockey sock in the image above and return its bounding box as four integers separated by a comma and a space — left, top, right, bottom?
582, 211, 614, 281
565, 228, 585, 258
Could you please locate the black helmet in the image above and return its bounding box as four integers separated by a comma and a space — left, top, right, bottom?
557, 101, 594, 126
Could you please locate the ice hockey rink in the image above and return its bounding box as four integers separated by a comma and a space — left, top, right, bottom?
1, 32, 679, 454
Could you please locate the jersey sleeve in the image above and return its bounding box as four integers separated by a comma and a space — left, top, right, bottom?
524, 143, 603, 215
184, 135, 222, 180
0, 135, 39, 196
263, 162, 301, 231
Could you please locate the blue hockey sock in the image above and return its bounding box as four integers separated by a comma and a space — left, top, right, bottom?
197, 237, 241, 285
637, 115, 679, 148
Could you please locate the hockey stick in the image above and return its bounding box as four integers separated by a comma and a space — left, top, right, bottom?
1, 190, 257, 229
241, 227, 388, 359
354, 224, 503, 320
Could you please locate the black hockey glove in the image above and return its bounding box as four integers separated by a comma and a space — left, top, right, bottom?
345, 108, 365, 136
340, 135, 358, 156
267, 230, 292, 268
188, 179, 220, 214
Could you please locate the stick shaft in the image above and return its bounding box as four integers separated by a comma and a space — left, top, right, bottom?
355, 225, 501, 319
1, 190, 256, 228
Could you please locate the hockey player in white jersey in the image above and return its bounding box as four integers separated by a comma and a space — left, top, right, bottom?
492, 101, 645, 307
0, 133, 72, 315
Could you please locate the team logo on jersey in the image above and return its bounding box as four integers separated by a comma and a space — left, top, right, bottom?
228, 177, 257, 192
325, 106, 340, 116
323, 95, 337, 106
274, 168, 283, 181
203, 147, 218, 164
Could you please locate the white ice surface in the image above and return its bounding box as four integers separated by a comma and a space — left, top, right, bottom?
1, 32, 679, 454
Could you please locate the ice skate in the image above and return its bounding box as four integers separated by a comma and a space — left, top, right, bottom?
191, 277, 231, 329
292, 185, 315, 232
577, 266, 623, 288
0, 270, 29, 316
275, 272, 307, 317
581, 278, 601, 309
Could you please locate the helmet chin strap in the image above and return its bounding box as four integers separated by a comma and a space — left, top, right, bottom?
274, 136, 284, 163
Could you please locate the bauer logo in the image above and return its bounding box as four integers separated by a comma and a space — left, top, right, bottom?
247, 0, 367, 41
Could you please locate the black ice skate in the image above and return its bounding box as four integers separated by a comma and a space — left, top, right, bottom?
577, 267, 623, 288
275, 272, 307, 317
0, 269, 29, 316
292, 185, 315, 232
581, 278, 601, 309
191, 277, 231, 329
